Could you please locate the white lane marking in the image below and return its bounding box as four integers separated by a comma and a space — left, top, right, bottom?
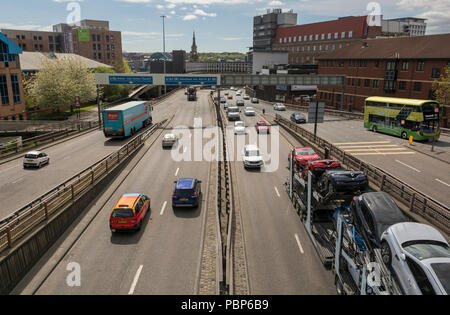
128, 265, 143, 295
436, 179, 450, 187
294, 234, 305, 254
160, 201, 168, 216
12, 177, 24, 184
395, 160, 421, 173
0, 165, 19, 174
274, 186, 281, 198
175, 168, 180, 177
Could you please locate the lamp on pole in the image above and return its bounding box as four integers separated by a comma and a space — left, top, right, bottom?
161, 15, 167, 95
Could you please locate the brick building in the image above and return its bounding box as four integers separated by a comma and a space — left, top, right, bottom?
2, 20, 122, 66
316, 34, 450, 127
272, 16, 382, 65
0, 32, 26, 120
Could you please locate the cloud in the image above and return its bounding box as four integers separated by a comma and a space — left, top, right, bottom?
183, 14, 198, 20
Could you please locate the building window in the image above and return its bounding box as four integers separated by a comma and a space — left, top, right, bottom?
431, 68, 441, 78
49, 36, 54, 42
93, 53, 97, 60
321, 34, 325, 40
375, 60, 380, 68
92, 35, 96, 41
298, 36, 302, 42
93, 44, 97, 50
38, 36, 42, 40
347, 78, 351, 85
39, 45, 43, 51
293, 36, 296, 42
279, 38, 282, 44
98, 44, 101, 50
413, 82, 422, 92
304, 35, 307, 41
328, 33, 332, 39
386, 61, 396, 71
34, 44, 38, 51
325, 45, 328, 51
106, 35, 110, 42
401, 61, 409, 71
98, 53, 102, 59
339, 60, 344, 67
349, 31, 353, 38
288, 37, 291, 43
315, 34, 319, 40
416, 60, 424, 71
97, 35, 101, 41
373, 80, 379, 89
332, 45, 336, 50
358, 79, 361, 86
364, 79, 371, 87
21, 35, 25, 40
10, 74, 21, 104
398, 81, 407, 90
33, 36, 37, 40
342, 32, 346, 38
334, 32, 338, 39
0, 75, 10, 105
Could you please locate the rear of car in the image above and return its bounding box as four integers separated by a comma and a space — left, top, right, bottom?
162, 134, 177, 148
23, 151, 49, 168
110, 194, 151, 232
234, 121, 246, 135
252, 98, 259, 104
256, 121, 270, 134
245, 107, 256, 116
236, 100, 245, 107
172, 178, 201, 208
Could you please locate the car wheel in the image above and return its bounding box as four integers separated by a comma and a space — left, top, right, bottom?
372, 125, 378, 133
136, 221, 142, 231
401, 132, 408, 140
381, 241, 392, 266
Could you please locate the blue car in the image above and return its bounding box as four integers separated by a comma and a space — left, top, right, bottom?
172, 178, 202, 208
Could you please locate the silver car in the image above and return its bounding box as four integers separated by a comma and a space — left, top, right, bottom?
381, 222, 450, 295
23, 151, 50, 168
244, 107, 256, 116
242, 145, 263, 170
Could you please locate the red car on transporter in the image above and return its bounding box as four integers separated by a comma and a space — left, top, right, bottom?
288, 147, 320, 169
256, 121, 270, 134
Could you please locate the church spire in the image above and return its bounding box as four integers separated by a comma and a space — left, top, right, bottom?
190, 30, 199, 62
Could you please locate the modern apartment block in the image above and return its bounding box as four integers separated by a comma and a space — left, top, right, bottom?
316, 34, 450, 127
2, 20, 122, 66
382, 17, 427, 37
253, 8, 297, 50
0, 32, 26, 120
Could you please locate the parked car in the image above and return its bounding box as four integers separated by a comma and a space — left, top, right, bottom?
291, 113, 307, 124
274, 103, 287, 111
251, 98, 259, 104
243, 145, 263, 170
318, 170, 369, 196
23, 151, 50, 169
234, 121, 246, 135
244, 107, 256, 116
172, 178, 202, 208
381, 222, 450, 295
288, 147, 320, 169
110, 194, 151, 232
256, 121, 270, 134
236, 100, 245, 107
162, 134, 178, 148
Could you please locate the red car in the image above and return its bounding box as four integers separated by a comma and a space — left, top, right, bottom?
227, 95, 233, 100
110, 194, 151, 232
288, 147, 320, 169
256, 121, 270, 134
301, 159, 342, 179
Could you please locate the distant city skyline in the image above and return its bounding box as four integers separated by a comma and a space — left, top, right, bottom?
1, 0, 449, 53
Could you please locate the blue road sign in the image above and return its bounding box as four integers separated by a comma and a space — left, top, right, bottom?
109, 76, 154, 85
165, 76, 218, 86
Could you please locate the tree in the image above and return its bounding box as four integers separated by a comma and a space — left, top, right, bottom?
432, 66, 450, 110
110, 58, 134, 98
29, 58, 97, 111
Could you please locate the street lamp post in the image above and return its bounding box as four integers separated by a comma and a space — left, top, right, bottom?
161, 15, 167, 95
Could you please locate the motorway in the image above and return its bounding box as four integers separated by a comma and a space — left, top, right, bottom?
245, 98, 450, 207
0, 92, 180, 221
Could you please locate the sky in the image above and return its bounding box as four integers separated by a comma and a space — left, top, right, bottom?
0, 0, 449, 53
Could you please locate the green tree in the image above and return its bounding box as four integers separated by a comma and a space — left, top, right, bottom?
93, 66, 123, 101
111, 58, 134, 98
433, 66, 450, 110
29, 58, 96, 111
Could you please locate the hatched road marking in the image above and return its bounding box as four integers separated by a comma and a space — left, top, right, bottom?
335, 141, 415, 156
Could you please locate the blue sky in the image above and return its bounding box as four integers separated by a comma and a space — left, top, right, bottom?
0, 0, 448, 53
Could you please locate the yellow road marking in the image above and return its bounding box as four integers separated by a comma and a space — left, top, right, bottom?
345, 148, 409, 152
339, 145, 399, 149
335, 141, 391, 145
351, 152, 416, 156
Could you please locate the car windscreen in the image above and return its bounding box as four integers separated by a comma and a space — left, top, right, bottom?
245, 150, 260, 157
175, 189, 195, 196
112, 209, 134, 218
235, 122, 244, 127
228, 108, 239, 113
430, 263, 450, 294
296, 149, 315, 156
402, 241, 450, 261
25, 154, 39, 159
257, 122, 267, 126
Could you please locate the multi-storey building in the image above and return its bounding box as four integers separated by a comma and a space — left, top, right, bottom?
382, 17, 427, 37
316, 34, 450, 127
2, 20, 122, 66
272, 16, 383, 65
0, 32, 26, 120
253, 8, 297, 50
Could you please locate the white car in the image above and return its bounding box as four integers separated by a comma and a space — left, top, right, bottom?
162, 134, 178, 148
242, 145, 263, 170
251, 98, 259, 104
381, 222, 450, 295
243, 95, 250, 100
23, 151, 50, 169
244, 107, 256, 116
236, 92, 242, 97
234, 121, 246, 135
274, 103, 286, 111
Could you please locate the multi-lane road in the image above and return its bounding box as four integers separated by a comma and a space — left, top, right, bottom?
6, 87, 448, 295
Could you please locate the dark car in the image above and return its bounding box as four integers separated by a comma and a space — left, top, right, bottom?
318, 170, 369, 196
172, 178, 202, 208
302, 159, 342, 180
291, 113, 307, 124
350, 192, 407, 248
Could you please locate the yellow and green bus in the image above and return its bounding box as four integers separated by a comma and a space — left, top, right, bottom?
364, 97, 441, 141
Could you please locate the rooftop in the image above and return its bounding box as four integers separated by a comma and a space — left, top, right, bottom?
19, 52, 112, 72
317, 33, 450, 60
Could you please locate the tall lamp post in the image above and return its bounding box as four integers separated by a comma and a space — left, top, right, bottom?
161, 15, 167, 95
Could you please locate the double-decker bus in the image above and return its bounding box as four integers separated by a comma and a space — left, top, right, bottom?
364, 97, 441, 141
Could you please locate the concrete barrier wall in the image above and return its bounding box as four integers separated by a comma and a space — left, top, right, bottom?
0, 151, 137, 295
